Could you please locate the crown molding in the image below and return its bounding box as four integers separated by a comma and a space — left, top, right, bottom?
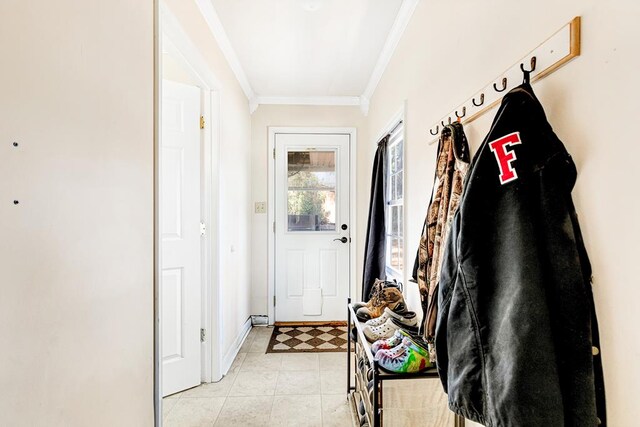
256, 96, 361, 106
361, 0, 419, 101
359, 96, 370, 116
193, 0, 417, 113
252, 96, 367, 114
194, 0, 255, 100
161, 4, 222, 90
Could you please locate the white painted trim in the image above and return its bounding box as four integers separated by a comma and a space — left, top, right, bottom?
153, 0, 161, 424
249, 97, 260, 114
375, 103, 407, 293
221, 318, 252, 375
373, 103, 406, 146
208, 90, 223, 383
359, 96, 370, 116
361, 0, 418, 101
193, 0, 255, 100
160, 6, 221, 90
267, 127, 358, 325
256, 96, 361, 107
191, 0, 415, 112
160, 1, 224, 386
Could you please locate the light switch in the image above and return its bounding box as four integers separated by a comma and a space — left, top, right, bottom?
255, 201, 267, 214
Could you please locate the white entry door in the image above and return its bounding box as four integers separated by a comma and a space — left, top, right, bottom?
161, 80, 202, 397
275, 133, 351, 322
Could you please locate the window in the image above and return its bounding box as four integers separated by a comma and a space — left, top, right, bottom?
287, 150, 336, 231
385, 120, 404, 278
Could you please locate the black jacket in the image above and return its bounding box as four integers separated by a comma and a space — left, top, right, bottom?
435, 83, 605, 426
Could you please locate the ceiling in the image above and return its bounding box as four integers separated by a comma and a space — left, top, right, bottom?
203, 0, 417, 112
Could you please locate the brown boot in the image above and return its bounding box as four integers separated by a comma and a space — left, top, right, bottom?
354, 280, 407, 321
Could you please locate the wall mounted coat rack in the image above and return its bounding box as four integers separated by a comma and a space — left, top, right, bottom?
428, 16, 581, 143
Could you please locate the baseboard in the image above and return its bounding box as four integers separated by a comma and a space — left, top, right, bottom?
274, 320, 347, 326
221, 317, 252, 376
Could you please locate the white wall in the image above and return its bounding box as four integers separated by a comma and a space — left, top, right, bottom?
163, 0, 253, 370
361, 0, 640, 425
0, 0, 154, 425
250, 105, 365, 314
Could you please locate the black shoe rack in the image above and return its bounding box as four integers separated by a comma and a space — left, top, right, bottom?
347, 298, 465, 427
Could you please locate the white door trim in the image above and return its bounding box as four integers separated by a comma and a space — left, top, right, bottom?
156, 5, 224, 418
267, 127, 357, 325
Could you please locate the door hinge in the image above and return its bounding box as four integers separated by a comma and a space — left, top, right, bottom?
200, 222, 206, 236
273, 148, 276, 159
273, 221, 275, 233
200, 116, 205, 129
200, 328, 206, 342
273, 295, 276, 307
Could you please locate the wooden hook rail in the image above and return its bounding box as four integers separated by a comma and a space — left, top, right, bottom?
428, 16, 581, 144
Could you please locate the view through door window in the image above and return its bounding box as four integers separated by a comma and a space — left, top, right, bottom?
287, 150, 336, 231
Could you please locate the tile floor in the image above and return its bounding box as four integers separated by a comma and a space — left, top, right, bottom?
163, 326, 355, 427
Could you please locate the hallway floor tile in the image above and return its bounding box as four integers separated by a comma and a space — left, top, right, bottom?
162, 326, 354, 427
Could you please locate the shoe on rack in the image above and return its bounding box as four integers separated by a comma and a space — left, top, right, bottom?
389, 316, 420, 335
365, 307, 417, 329
353, 280, 407, 322
358, 400, 368, 427
364, 366, 373, 382
353, 282, 407, 322
371, 328, 412, 354
375, 335, 433, 374
363, 312, 417, 342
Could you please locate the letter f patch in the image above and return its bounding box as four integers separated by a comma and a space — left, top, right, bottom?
489, 132, 522, 185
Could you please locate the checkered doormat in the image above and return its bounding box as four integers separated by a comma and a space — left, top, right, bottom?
266, 324, 349, 353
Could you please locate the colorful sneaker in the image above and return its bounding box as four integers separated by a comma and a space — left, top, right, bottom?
370, 328, 410, 354
375, 336, 432, 374
363, 312, 417, 342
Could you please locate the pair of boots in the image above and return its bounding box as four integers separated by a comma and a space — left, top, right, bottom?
372, 330, 432, 374
353, 279, 407, 322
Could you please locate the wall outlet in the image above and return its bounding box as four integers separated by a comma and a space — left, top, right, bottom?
255, 201, 267, 214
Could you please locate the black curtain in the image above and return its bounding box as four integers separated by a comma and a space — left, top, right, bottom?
362, 135, 389, 300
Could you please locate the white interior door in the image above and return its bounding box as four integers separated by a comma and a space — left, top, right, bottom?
161, 80, 202, 396
275, 133, 351, 322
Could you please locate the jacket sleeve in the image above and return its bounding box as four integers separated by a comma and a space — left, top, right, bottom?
434, 214, 459, 393
534, 151, 600, 425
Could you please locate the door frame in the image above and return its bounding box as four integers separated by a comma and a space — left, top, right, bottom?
155, 3, 224, 423
267, 127, 357, 325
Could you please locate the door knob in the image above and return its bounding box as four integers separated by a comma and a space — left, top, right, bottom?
333, 237, 348, 243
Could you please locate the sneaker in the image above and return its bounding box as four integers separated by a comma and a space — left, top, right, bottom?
363, 312, 417, 342
389, 317, 420, 335
370, 328, 411, 354
375, 336, 432, 374
353, 280, 406, 321
366, 307, 415, 329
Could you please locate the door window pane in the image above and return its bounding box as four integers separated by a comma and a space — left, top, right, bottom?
287, 150, 336, 231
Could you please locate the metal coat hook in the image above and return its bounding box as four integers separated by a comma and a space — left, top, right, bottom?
520, 56, 537, 73
430, 125, 439, 136
472, 93, 484, 107
493, 77, 508, 92
455, 106, 466, 119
